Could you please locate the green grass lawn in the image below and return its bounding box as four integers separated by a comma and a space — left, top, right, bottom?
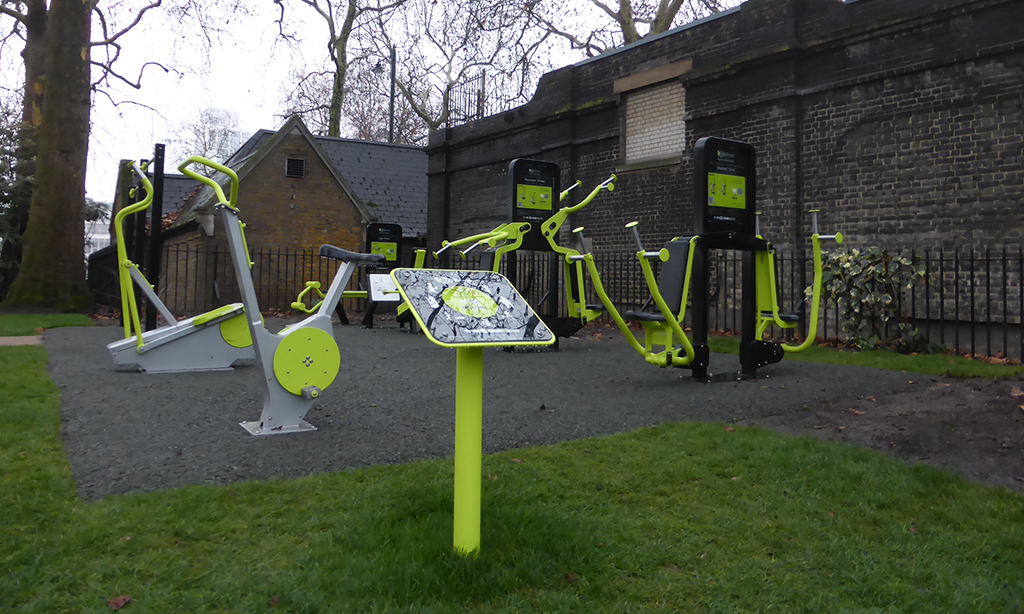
3, 316, 1024, 612
0, 313, 93, 337
707, 335, 1024, 378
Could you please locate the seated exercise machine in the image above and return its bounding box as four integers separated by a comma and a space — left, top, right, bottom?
106, 162, 255, 373
575, 137, 844, 381
178, 156, 384, 435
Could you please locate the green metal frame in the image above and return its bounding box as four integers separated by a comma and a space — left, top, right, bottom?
754, 211, 843, 352
576, 231, 698, 368
114, 163, 155, 349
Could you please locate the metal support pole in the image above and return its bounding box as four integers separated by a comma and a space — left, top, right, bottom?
453, 346, 484, 556
388, 47, 396, 143
145, 144, 165, 331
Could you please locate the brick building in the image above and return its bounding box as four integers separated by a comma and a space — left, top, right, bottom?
426, 0, 1024, 255
94, 116, 427, 314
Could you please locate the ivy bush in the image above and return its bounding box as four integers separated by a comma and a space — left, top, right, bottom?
817, 247, 938, 353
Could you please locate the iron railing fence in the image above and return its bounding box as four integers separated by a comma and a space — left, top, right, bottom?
148, 243, 1024, 361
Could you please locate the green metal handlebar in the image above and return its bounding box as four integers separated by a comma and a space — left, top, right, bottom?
177, 155, 240, 210
563, 175, 615, 215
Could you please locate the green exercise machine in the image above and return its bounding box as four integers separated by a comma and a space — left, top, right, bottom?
106, 162, 255, 373
390, 267, 555, 554
575, 137, 843, 381
433, 161, 615, 339
179, 156, 384, 435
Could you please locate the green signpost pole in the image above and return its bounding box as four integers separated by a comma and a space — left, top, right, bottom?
453, 346, 484, 555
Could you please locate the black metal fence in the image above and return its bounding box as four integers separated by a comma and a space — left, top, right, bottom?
143, 243, 1024, 362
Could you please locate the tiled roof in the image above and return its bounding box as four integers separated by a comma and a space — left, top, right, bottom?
316, 137, 427, 238
173, 120, 427, 239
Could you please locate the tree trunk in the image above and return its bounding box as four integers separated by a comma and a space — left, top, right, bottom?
4, 0, 93, 311
0, 0, 48, 301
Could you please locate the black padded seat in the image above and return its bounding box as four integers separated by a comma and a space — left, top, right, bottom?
586, 303, 604, 311
762, 310, 801, 324
624, 310, 668, 322
623, 238, 692, 323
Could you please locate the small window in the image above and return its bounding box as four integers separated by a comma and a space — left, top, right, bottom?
623, 82, 686, 166
285, 158, 306, 178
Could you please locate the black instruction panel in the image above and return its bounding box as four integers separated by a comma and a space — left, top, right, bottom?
693, 137, 756, 236
508, 159, 560, 251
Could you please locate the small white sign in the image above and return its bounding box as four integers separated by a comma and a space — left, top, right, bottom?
369, 274, 401, 302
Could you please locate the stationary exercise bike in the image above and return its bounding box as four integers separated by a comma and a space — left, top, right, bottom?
178, 156, 384, 435
106, 162, 255, 373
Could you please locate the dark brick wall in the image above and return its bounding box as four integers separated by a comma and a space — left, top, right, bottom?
427, 0, 1024, 255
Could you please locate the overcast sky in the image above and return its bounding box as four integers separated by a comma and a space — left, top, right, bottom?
82, 3, 315, 204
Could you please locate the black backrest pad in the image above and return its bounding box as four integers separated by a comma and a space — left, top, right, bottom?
658, 239, 691, 314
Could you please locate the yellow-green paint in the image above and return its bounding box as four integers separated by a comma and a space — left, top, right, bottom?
442, 286, 499, 319
193, 303, 239, 327
272, 328, 340, 395
371, 241, 398, 261
516, 184, 553, 210
114, 164, 154, 348
219, 312, 253, 348
707, 172, 746, 209
453, 346, 484, 556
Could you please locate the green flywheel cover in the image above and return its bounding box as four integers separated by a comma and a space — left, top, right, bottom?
220, 312, 253, 348
273, 328, 341, 395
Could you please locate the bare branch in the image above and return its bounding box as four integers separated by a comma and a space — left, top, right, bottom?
90, 1, 163, 47
90, 60, 173, 90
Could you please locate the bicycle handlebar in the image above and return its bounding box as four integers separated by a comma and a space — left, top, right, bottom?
177, 155, 240, 210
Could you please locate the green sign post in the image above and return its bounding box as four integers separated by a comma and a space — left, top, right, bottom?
390, 268, 555, 554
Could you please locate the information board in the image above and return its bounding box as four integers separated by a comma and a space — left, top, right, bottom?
693, 137, 756, 236
391, 268, 555, 348
366, 222, 402, 264
508, 159, 559, 251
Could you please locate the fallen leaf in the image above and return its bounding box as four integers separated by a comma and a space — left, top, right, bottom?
539, 404, 546, 411
510, 458, 523, 464
724, 426, 735, 432
1011, 386, 1024, 397
849, 409, 866, 415
34, 327, 44, 333
910, 526, 917, 533
865, 396, 875, 402
828, 511, 835, 518
565, 572, 577, 584
108, 595, 131, 610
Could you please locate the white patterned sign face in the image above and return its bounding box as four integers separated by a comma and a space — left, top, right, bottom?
368, 274, 401, 302
391, 269, 554, 348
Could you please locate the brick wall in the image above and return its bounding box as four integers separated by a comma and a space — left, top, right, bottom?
231, 134, 366, 252
157, 134, 371, 315
427, 0, 1024, 256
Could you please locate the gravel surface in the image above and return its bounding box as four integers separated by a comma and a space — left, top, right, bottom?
47, 320, 925, 500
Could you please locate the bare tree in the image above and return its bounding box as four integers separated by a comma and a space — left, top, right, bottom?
527, 0, 736, 58
274, 0, 407, 137
170, 107, 243, 172
368, 0, 555, 131
281, 61, 426, 143
0, 0, 248, 308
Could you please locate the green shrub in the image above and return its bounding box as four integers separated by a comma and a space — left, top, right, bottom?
818, 247, 938, 353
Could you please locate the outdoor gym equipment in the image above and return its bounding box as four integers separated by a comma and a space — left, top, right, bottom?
433, 165, 616, 338
178, 155, 385, 435
390, 267, 555, 555
576, 137, 844, 381
755, 210, 843, 351
106, 162, 255, 373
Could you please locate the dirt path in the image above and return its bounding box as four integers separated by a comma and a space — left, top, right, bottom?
742, 375, 1024, 493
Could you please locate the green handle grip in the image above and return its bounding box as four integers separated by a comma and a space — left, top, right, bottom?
177, 155, 240, 209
